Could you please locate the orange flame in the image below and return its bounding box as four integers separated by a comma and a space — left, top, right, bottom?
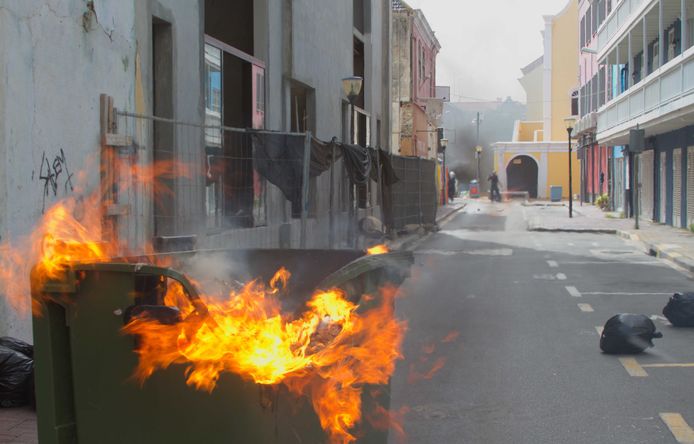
124, 275, 406, 443
366, 244, 389, 255
0, 153, 408, 443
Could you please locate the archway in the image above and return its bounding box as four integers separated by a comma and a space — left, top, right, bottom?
506, 155, 538, 198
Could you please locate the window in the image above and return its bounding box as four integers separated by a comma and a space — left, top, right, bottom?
353, 37, 365, 109
152, 18, 175, 237
571, 90, 579, 116
353, 0, 365, 33
580, 16, 586, 48
203, 39, 267, 229
591, 3, 598, 37
290, 85, 312, 133
586, 5, 592, 40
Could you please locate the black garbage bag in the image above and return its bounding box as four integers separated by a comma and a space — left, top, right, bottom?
600, 314, 663, 354
0, 337, 33, 359
0, 345, 34, 408
663, 293, 694, 327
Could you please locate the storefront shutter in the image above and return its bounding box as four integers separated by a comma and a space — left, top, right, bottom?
660, 151, 667, 223
687, 147, 694, 227
673, 148, 682, 228
640, 151, 654, 221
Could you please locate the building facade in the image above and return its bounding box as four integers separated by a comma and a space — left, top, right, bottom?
0, 0, 393, 340
493, 0, 580, 200
595, 0, 694, 227
391, 0, 442, 159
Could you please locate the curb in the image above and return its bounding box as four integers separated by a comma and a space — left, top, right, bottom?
528, 227, 617, 234
617, 229, 694, 274
387, 204, 467, 252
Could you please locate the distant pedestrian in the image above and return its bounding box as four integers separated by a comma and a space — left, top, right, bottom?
448, 171, 457, 202
488, 171, 501, 202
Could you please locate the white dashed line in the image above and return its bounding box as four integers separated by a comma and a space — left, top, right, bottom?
581, 292, 671, 296
565, 286, 582, 297
595, 326, 603, 335
547, 260, 558, 268
578, 303, 594, 312
556, 273, 567, 280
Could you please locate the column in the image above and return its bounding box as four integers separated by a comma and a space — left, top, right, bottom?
643, 16, 649, 77
683, 0, 689, 52
659, 0, 665, 67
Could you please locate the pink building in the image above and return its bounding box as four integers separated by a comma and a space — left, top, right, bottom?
575, 0, 613, 206
391, 0, 441, 159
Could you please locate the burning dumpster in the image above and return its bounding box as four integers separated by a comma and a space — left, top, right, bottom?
31, 248, 412, 444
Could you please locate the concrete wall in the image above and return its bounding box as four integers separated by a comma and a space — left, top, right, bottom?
519, 62, 544, 121
549, 0, 579, 139
0, 0, 391, 341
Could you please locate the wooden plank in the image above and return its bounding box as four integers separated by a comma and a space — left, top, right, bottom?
104, 133, 133, 147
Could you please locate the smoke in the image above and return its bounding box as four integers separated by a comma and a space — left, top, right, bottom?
442, 99, 526, 184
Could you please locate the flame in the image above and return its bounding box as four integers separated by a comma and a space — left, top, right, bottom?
124, 275, 406, 443
0, 151, 407, 443
366, 244, 389, 255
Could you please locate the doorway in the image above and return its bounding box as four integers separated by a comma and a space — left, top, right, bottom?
506, 155, 538, 198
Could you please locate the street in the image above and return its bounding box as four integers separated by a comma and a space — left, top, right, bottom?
390, 200, 694, 444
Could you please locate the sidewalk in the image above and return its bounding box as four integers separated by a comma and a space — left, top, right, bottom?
526, 200, 694, 273
386, 199, 467, 251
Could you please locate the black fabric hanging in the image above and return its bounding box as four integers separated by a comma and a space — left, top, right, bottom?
252, 133, 305, 218
340, 143, 372, 185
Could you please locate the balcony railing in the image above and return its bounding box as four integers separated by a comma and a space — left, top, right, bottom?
597, 0, 650, 56
597, 46, 694, 137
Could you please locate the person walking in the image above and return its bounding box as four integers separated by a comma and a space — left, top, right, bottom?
448, 171, 457, 203
488, 171, 501, 202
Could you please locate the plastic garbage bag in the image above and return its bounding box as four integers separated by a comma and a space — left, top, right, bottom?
663, 293, 694, 327
600, 314, 663, 354
0, 345, 34, 408
0, 337, 33, 359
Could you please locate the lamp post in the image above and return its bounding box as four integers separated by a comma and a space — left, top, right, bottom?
441, 138, 448, 204
564, 117, 577, 218
341, 76, 363, 143
475, 145, 483, 183
473, 112, 483, 181
341, 76, 363, 248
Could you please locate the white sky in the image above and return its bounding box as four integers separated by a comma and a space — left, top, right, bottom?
405, 0, 570, 103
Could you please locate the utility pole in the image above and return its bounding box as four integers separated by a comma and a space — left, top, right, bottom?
474, 112, 482, 182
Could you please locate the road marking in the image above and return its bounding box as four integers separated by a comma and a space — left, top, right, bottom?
547, 260, 558, 268
568, 242, 575, 246
595, 326, 603, 335
578, 303, 594, 312
660, 413, 694, 443
618, 357, 648, 377
565, 286, 582, 297
642, 363, 694, 368
592, 242, 599, 247
581, 292, 671, 296
556, 273, 567, 280
562, 261, 664, 266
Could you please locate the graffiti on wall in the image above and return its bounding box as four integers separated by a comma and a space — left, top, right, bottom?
36, 149, 74, 213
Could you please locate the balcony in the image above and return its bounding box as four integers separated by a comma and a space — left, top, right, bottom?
596, 45, 694, 144
597, 0, 651, 57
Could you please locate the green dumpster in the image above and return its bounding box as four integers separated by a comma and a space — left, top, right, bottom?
32, 249, 412, 444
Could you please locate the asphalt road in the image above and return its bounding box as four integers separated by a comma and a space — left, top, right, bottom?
389, 200, 694, 444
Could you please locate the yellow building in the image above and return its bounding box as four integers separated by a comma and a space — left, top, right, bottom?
492, 0, 580, 199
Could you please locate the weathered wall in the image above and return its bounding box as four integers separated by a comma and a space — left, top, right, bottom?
0, 0, 204, 341
0, 0, 138, 341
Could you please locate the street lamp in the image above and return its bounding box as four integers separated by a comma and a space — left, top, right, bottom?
475, 145, 483, 183
473, 112, 483, 181
441, 138, 449, 205
564, 116, 577, 218
341, 76, 363, 248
